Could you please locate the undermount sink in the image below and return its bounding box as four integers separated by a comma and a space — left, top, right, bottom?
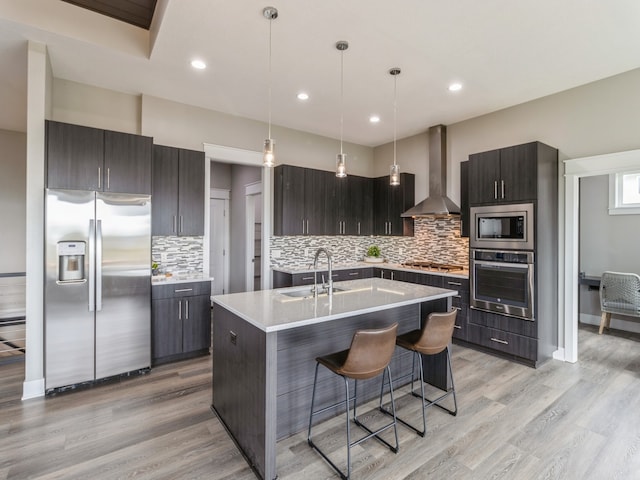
280, 287, 349, 298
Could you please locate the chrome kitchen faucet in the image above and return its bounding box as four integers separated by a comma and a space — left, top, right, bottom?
312, 248, 333, 297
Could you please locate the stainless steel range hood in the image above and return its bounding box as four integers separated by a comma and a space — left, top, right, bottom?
402, 124, 460, 217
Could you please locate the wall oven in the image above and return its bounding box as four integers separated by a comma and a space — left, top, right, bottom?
470, 203, 534, 251
470, 249, 535, 320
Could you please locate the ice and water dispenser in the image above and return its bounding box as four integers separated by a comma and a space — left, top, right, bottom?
57, 241, 86, 282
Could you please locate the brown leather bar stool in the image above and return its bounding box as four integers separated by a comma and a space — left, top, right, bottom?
307, 322, 399, 480
381, 310, 458, 437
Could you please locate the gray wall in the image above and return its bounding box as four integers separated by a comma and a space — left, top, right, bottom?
0, 129, 27, 273
578, 174, 640, 333
229, 164, 262, 293
210, 161, 232, 190
580, 175, 640, 276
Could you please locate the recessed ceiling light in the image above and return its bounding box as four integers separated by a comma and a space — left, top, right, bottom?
191, 59, 206, 70
297, 92, 309, 100
448, 82, 462, 92
369, 115, 380, 123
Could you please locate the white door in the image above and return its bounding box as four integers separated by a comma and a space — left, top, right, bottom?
209, 197, 229, 295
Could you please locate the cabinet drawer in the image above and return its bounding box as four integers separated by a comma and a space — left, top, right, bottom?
467, 324, 537, 360
469, 308, 536, 337
452, 304, 468, 341
443, 276, 469, 294
152, 281, 212, 299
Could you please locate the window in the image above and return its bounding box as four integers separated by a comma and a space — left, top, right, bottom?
609, 171, 640, 215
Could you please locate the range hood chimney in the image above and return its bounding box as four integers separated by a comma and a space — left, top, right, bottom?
401, 124, 460, 217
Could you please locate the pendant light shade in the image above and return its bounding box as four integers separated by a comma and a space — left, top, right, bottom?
389, 67, 401, 186
263, 6, 278, 167
335, 40, 349, 178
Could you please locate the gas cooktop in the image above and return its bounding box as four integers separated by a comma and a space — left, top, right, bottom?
400, 261, 466, 273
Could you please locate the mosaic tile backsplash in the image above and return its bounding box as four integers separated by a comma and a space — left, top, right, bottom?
152, 236, 204, 275
270, 217, 469, 269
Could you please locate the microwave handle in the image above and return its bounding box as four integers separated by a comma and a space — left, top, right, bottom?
473, 260, 532, 269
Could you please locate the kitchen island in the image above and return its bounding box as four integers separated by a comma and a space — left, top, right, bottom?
211, 277, 457, 480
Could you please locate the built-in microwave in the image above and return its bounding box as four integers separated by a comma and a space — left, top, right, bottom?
470, 203, 534, 251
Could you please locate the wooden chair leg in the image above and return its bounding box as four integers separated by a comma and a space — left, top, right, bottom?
599, 312, 610, 334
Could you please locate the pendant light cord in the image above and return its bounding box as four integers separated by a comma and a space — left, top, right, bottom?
340, 48, 344, 155
268, 17, 273, 140
393, 73, 397, 166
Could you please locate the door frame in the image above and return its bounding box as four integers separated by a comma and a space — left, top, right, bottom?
562, 147, 640, 363
203, 144, 272, 290
209, 189, 230, 295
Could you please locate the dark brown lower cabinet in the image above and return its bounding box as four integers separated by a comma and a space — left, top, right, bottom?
152, 281, 211, 365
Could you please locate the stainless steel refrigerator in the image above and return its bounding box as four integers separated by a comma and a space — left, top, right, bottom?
45, 189, 151, 390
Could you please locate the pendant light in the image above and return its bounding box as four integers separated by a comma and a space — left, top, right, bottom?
263, 6, 278, 167
389, 67, 401, 186
335, 41, 349, 178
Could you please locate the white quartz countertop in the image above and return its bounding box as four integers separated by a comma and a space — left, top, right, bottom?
211, 277, 457, 333
151, 275, 213, 285
272, 262, 469, 279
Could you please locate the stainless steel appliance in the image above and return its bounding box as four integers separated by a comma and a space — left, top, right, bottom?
45, 189, 151, 390
470, 249, 534, 320
470, 203, 534, 250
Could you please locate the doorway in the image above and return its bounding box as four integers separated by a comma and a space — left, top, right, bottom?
563, 148, 640, 363
209, 190, 230, 295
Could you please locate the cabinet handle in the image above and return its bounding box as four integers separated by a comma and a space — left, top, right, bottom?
380, 271, 385, 279
185, 300, 189, 320
490, 337, 509, 345
98, 167, 101, 189
448, 281, 462, 286
172, 215, 177, 234
302, 219, 305, 234
349, 272, 359, 276
493, 180, 497, 199
180, 215, 184, 233
174, 288, 193, 293
331, 274, 338, 278
106, 167, 110, 190
306, 219, 309, 235
454, 324, 462, 330
391, 272, 395, 280
178, 300, 182, 320
357, 222, 361, 235
501, 180, 505, 199
301, 276, 314, 281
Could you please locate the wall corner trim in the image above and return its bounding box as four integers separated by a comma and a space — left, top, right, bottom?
22, 378, 45, 400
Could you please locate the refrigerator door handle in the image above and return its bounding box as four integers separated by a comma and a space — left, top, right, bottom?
96, 219, 103, 311
88, 219, 96, 312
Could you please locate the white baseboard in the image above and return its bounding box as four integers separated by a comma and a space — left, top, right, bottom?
22, 378, 45, 400
580, 313, 640, 334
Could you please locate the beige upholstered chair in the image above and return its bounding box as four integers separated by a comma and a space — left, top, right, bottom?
599, 271, 640, 334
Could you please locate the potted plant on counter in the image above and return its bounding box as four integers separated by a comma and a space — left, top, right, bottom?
364, 245, 384, 263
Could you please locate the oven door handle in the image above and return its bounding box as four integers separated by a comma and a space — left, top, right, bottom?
472, 260, 532, 269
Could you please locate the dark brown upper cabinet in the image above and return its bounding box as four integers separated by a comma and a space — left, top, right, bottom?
46, 120, 152, 194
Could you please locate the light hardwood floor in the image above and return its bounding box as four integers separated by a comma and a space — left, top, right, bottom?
1, 324, 639, 480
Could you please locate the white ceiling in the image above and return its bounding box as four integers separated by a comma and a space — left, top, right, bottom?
1, 0, 640, 146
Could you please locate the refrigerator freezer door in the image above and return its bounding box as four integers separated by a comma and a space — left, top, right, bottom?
45, 189, 96, 389
95, 193, 151, 379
